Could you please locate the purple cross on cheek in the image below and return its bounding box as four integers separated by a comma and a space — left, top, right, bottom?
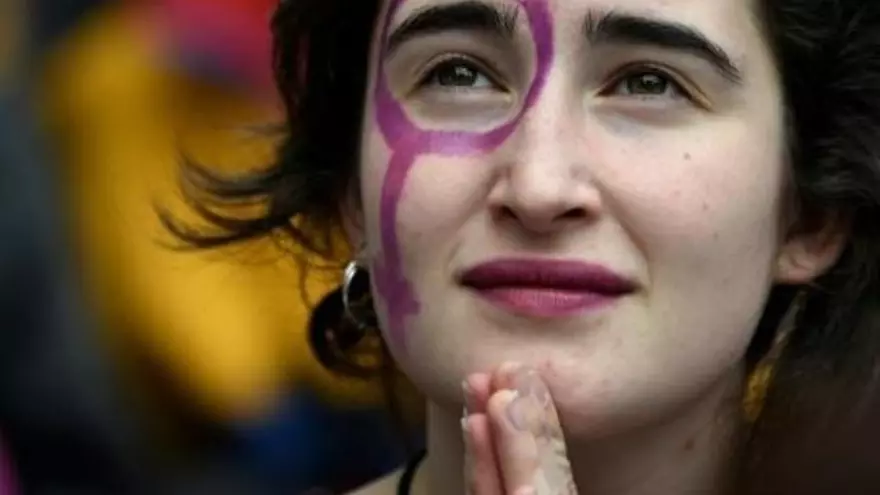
371, 0, 555, 353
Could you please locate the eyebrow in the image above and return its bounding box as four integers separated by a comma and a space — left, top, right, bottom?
586, 12, 743, 83
386, 1, 520, 55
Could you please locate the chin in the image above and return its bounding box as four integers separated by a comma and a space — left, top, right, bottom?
390, 329, 560, 408
396, 324, 743, 441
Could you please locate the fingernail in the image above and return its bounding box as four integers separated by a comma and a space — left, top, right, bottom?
504, 390, 533, 432
514, 368, 550, 408
463, 380, 477, 415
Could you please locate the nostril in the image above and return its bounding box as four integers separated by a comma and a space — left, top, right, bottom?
493, 204, 588, 231
496, 205, 518, 221
561, 207, 588, 220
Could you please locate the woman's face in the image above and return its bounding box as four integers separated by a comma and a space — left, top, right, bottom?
355, 0, 811, 434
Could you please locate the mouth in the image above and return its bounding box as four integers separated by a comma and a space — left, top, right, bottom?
458, 258, 637, 318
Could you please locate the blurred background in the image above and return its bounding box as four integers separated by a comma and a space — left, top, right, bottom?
1, 1, 421, 493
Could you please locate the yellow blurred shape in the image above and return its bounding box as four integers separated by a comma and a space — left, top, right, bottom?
40, 4, 384, 426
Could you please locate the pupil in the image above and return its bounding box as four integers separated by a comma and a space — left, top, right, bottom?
629, 73, 667, 94
439, 64, 477, 86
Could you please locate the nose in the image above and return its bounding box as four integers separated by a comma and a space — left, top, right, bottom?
490, 103, 603, 236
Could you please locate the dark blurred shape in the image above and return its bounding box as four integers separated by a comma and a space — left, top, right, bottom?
230, 386, 418, 493
742, 330, 880, 495
0, 436, 16, 493
0, 80, 147, 493
31, 0, 107, 55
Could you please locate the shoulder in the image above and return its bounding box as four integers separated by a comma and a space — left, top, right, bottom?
347, 468, 403, 495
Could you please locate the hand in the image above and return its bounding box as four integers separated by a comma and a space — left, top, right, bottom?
462, 363, 579, 495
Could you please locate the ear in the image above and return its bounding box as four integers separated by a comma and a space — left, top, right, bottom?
774, 214, 849, 285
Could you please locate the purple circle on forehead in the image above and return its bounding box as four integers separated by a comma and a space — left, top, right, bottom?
375, 0, 554, 153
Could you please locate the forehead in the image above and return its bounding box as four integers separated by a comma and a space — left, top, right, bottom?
382, 0, 758, 54
387, 0, 751, 22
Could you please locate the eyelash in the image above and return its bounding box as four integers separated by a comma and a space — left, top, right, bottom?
417, 56, 504, 91
603, 65, 695, 102
416, 57, 698, 106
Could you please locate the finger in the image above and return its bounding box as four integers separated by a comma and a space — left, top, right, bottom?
488, 389, 541, 493
464, 373, 505, 494
464, 413, 504, 495
464, 373, 493, 414
511, 369, 578, 495
490, 369, 579, 495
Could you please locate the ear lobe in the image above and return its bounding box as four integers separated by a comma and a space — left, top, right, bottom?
774, 217, 849, 285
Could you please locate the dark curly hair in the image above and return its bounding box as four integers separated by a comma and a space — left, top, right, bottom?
166, 0, 880, 492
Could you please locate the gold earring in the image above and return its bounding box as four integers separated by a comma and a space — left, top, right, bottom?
743, 290, 807, 422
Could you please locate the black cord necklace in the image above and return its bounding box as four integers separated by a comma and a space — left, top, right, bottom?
396, 450, 427, 495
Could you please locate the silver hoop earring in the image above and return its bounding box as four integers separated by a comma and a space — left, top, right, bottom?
342, 260, 374, 330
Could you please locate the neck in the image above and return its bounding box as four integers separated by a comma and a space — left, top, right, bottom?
415, 369, 744, 495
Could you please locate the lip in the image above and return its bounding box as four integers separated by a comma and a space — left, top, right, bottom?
458, 258, 637, 318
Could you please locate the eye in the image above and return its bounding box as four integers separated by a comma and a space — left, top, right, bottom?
420, 57, 498, 90
606, 68, 689, 100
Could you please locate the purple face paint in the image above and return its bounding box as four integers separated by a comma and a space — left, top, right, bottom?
371, 0, 555, 352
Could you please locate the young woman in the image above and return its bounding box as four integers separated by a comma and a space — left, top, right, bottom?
172, 0, 880, 493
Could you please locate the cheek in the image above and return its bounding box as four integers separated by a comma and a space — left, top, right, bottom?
605, 122, 786, 277
600, 123, 786, 368
398, 161, 481, 237
359, 129, 391, 253
359, 119, 487, 261
362, 134, 494, 268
